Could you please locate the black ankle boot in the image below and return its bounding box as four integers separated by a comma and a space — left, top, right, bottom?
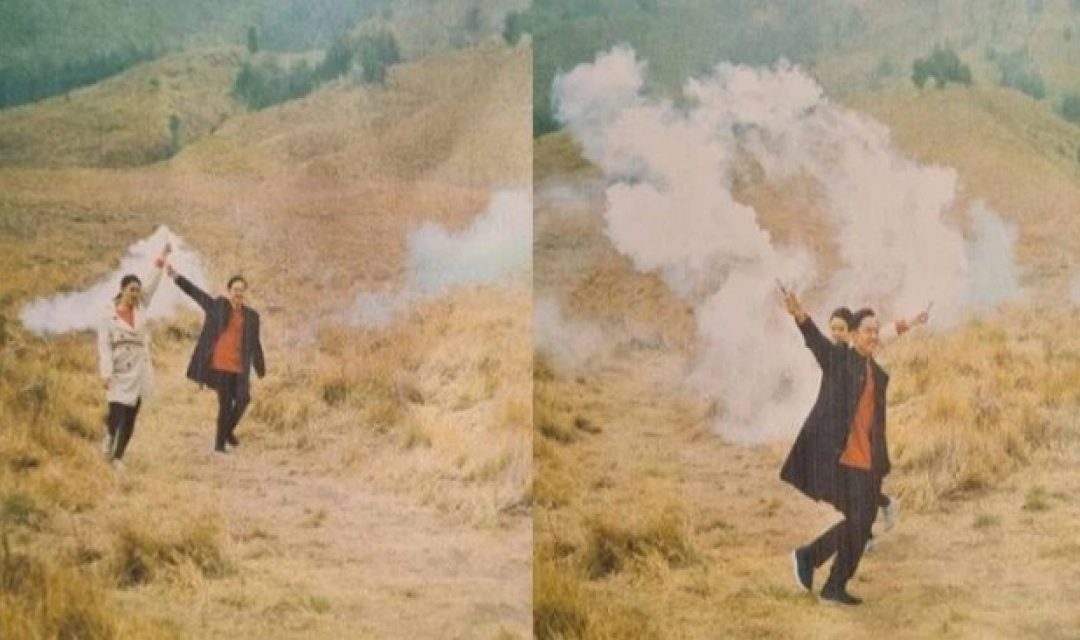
820, 583, 862, 606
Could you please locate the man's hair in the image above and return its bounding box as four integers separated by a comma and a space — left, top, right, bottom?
227, 275, 247, 289
851, 307, 876, 331
830, 306, 854, 330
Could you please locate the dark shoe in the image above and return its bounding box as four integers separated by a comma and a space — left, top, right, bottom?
820, 583, 862, 606
214, 446, 228, 454
226, 433, 239, 447
791, 547, 813, 591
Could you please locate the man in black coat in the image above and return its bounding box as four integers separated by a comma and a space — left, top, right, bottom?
167, 267, 266, 453
780, 288, 889, 606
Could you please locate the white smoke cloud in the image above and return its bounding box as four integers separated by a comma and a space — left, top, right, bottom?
964, 201, 1020, 313
554, 48, 1021, 442
348, 189, 533, 327
349, 290, 404, 330
534, 297, 607, 371
20, 225, 209, 335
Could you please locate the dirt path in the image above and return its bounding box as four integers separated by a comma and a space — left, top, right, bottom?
109, 353, 530, 639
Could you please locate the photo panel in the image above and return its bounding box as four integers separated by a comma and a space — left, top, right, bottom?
532, 1, 1080, 637
0, 1, 532, 638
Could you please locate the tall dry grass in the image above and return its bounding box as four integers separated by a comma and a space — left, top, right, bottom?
0, 206, 235, 636
533, 353, 701, 640
885, 304, 1080, 509
0, 312, 212, 638
241, 283, 532, 527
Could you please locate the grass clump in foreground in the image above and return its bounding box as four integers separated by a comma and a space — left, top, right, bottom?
110, 512, 230, 587
583, 504, 698, 579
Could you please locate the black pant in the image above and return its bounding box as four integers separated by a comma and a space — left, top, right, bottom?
107, 399, 142, 460
215, 373, 249, 451
807, 466, 879, 590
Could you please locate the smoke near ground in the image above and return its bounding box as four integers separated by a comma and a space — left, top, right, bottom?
349, 189, 532, 328
553, 47, 1021, 442
534, 296, 606, 371
20, 225, 209, 335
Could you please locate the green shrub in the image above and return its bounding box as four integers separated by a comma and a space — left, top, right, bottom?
913, 46, 972, 89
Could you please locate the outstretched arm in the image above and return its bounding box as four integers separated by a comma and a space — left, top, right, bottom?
167, 265, 214, 312
880, 303, 931, 346
780, 284, 832, 372
138, 243, 170, 308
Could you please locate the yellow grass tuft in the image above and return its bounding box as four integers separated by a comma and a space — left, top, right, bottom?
109, 509, 230, 588
582, 503, 698, 579
0, 532, 116, 640
533, 560, 660, 640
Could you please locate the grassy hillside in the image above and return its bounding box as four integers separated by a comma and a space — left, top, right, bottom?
0, 38, 531, 183
533, 21, 1080, 636
0, 48, 247, 167
846, 83, 1080, 292
533, 193, 1080, 639
174, 40, 532, 188
812, 0, 1080, 98
0, 0, 524, 114
372, 0, 529, 60
0, 31, 531, 637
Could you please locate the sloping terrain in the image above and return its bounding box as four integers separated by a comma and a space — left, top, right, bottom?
0, 36, 532, 639
533, 69, 1080, 639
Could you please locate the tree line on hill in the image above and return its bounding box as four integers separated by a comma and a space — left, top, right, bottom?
232, 28, 400, 111
911, 44, 1080, 128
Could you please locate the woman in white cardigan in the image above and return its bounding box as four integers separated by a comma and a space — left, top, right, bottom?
97, 243, 170, 469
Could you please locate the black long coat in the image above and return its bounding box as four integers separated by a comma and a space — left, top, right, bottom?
779, 316, 890, 509
175, 275, 266, 397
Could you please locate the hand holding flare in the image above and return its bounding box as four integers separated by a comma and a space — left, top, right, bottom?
777, 279, 807, 324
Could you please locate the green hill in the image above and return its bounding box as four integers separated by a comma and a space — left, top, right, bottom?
172, 40, 531, 188
0, 0, 523, 111
0, 48, 247, 167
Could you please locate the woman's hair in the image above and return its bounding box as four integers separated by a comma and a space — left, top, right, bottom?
227, 275, 247, 289
114, 274, 142, 304
830, 306, 854, 330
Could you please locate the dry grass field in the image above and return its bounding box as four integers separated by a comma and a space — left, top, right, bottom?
533, 82, 1080, 639
0, 39, 531, 639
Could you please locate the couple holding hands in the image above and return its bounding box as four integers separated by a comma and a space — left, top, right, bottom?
97, 242, 266, 469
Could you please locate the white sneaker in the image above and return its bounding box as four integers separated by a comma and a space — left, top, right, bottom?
111, 459, 127, 472
864, 537, 877, 553
101, 434, 115, 457
882, 500, 898, 532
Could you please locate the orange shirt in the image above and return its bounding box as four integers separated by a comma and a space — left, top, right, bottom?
117, 305, 135, 329
840, 357, 874, 471
211, 305, 244, 374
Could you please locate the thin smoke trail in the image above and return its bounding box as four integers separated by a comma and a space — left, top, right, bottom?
349, 189, 532, 328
